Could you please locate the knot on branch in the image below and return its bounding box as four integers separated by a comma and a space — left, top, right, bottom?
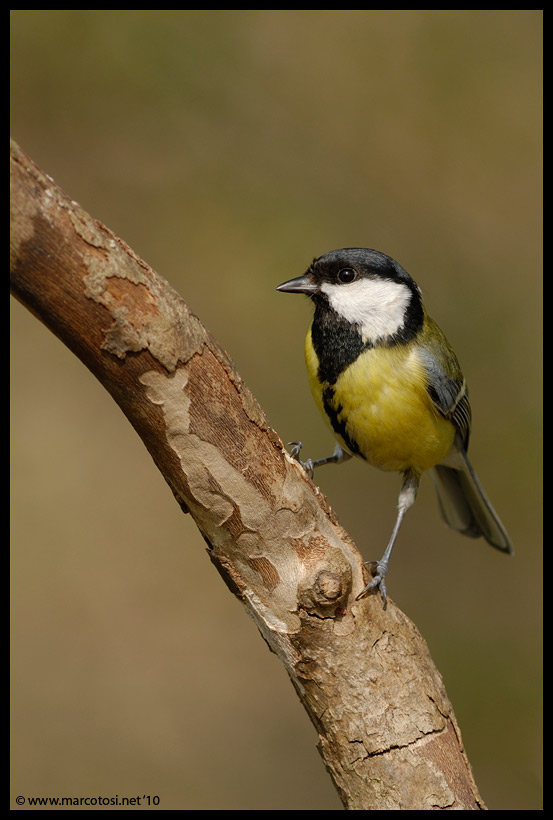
298, 568, 350, 617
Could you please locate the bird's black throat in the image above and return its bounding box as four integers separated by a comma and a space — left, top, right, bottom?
310, 290, 423, 386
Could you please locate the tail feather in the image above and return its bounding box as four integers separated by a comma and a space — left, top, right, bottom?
431, 450, 513, 554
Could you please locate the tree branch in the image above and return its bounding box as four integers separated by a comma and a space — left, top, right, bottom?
10, 138, 486, 810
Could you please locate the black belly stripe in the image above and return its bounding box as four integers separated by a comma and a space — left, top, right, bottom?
322, 386, 364, 458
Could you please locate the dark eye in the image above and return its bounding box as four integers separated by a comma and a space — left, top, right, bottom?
337, 268, 357, 284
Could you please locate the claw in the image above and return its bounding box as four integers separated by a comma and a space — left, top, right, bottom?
356, 561, 388, 607
288, 441, 303, 459
286, 441, 314, 478
302, 459, 314, 479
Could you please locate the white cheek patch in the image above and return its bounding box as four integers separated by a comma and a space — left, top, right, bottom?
321, 277, 412, 341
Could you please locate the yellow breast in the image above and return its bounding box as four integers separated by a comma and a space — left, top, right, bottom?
305, 331, 455, 475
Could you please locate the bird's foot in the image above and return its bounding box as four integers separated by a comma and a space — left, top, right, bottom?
356, 560, 389, 607
287, 441, 314, 478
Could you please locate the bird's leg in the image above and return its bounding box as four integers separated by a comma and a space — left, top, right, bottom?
356, 471, 419, 606
288, 442, 351, 479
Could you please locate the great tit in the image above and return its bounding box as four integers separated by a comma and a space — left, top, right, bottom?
276, 247, 513, 604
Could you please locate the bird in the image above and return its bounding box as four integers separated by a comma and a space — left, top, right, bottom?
276, 247, 513, 605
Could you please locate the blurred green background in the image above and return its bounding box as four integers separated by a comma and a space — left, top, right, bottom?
10, 10, 541, 810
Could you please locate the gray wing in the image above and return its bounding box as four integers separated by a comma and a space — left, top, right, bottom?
419, 340, 513, 553
418, 346, 471, 449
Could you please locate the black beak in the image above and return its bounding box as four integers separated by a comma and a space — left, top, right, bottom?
275, 273, 318, 295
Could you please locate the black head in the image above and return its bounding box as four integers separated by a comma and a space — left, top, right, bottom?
277, 248, 423, 345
